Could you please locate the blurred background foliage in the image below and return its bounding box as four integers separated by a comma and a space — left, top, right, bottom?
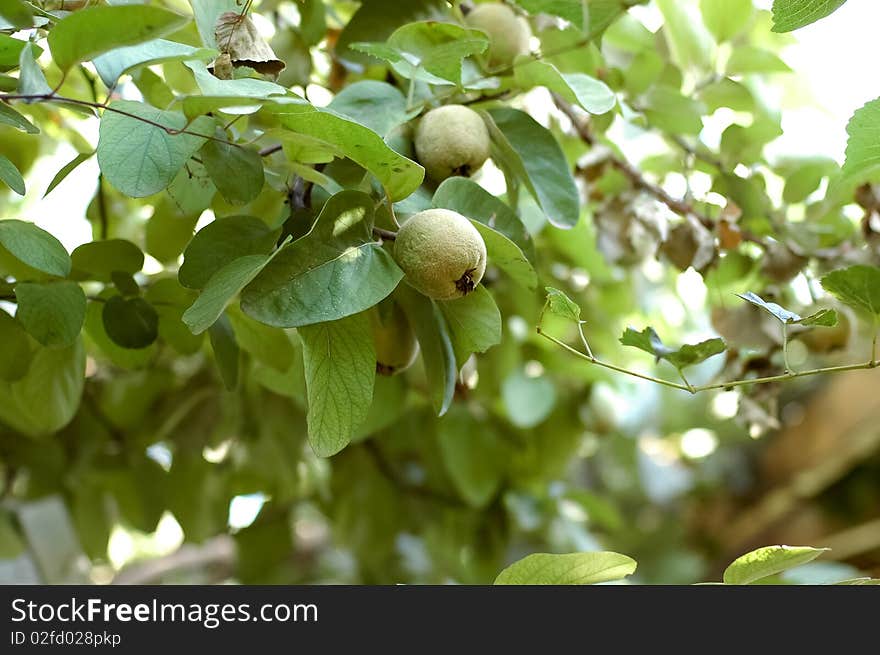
1, 0, 879, 585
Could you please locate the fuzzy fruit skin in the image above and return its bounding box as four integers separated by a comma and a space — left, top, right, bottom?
466, 2, 531, 68
414, 105, 490, 182
394, 209, 487, 300
371, 300, 419, 376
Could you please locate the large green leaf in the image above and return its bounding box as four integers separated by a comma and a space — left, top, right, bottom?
275, 108, 424, 201
642, 85, 706, 135
0, 103, 38, 133
0, 309, 32, 382
335, 0, 447, 66
299, 312, 375, 457
485, 107, 580, 229
397, 285, 457, 417
495, 551, 637, 585
199, 139, 265, 206
723, 546, 829, 585
93, 39, 214, 88
771, 0, 847, 32
514, 59, 616, 115
438, 286, 502, 366
48, 5, 189, 71
353, 21, 488, 86
183, 252, 282, 335
70, 239, 144, 282
700, 0, 753, 42
0, 153, 24, 196
97, 101, 214, 198
655, 0, 713, 70
437, 407, 505, 508
0, 338, 85, 437
14, 281, 86, 348
241, 191, 404, 328
179, 215, 279, 290
208, 313, 239, 390
102, 296, 159, 349
0, 219, 71, 278
327, 80, 413, 137
840, 98, 880, 189
821, 265, 880, 317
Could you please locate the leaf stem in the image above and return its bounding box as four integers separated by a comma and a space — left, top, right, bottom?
782, 322, 791, 373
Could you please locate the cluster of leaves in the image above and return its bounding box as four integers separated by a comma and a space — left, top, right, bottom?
1, 0, 879, 584
496, 544, 878, 585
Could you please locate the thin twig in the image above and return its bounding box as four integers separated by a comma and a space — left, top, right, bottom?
538, 327, 880, 395
372, 226, 397, 242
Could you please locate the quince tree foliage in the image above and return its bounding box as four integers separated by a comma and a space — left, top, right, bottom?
1, 0, 879, 584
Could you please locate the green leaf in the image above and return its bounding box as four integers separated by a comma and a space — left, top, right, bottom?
227, 306, 295, 372
0, 0, 33, 29
840, 98, 880, 190
512, 1, 585, 25
190, 0, 239, 49
495, 551, 637, 585
208, 313, 239, 390
514, 59, 616, 115
0, 33, 25, 68
83, 300, 156, 368
700, 0, 753, 42
102, 296, 159, 349
397, 285, 457, 417
275, 108, 424, 201
0, 309, 32, 382
485, 107, 579, 229
48, 5, 189, 71
334, 0, 447, 66
432, 176, 535, 258
179, 215, 279, 290
0, 338, 85, 437
70, 239, 144, 281
542, 286, 582, 323
97, 101, 214, 198
241, 191, 404, 328
167, 161, 217, 217
0, 153, 24, 196
0, 219, 71, 277
14, 281, 86, 348
726, 47, 791, 75
199, 138, 264, 206
16, 41, 50, 97
437, 407, 505, 508
771, 0, 847, 32
44, 152, 93, 198
327, 81, 413, 137
438, 286, 502, 366
93, 39, 214, 89
471, 221, 537, 294
0, 102, 38, 134
502, 370, 556, 429
656, 0, 714, 70
299, 312, 376, 457
353, 21, 488, 86
620, 326, 726, 370
737, 291, 839, 327
723, 546, 829, 585
642, 85, 706, 135
821, 265, 880, 317
183, 252, 282, 335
